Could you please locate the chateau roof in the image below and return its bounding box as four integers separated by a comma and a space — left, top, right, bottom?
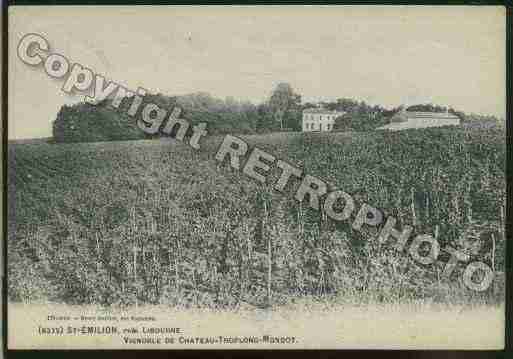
303, 108, 345, 115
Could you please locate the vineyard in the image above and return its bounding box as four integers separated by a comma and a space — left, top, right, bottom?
7, 127, 506, 309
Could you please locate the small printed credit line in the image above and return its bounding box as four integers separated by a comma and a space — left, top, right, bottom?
17, 33, 495, 292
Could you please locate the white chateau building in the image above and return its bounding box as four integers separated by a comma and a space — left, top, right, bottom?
302, 106, 345, 132
376, 108, 460, 131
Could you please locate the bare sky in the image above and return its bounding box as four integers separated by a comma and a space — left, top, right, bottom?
9, 5, 506, 139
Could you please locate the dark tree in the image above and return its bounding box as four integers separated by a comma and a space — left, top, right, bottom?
268, 83, 301, 130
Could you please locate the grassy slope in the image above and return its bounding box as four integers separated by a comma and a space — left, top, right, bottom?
7, 128, 507, 307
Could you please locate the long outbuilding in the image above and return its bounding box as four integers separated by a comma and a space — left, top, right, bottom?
376, 109, 460, 131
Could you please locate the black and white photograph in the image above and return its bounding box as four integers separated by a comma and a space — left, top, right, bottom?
6, 5, 507, 349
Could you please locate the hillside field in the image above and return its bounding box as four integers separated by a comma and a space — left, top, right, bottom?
7, 128, 506, 309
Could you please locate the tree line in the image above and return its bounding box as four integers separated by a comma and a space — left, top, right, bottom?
52, 82, 501, 143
